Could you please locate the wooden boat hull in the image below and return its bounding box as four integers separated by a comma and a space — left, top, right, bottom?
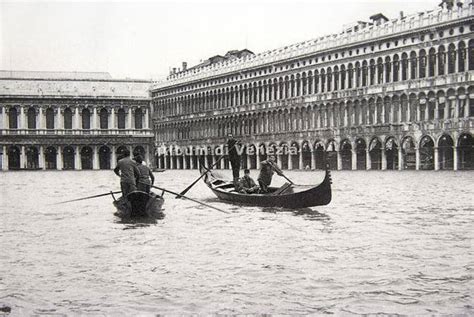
201, 168, 332, 209
113, 191, 164, 219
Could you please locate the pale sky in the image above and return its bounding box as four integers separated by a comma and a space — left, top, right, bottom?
0, 0, 440, 80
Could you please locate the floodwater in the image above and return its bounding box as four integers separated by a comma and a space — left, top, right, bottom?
0, 170, 472, 315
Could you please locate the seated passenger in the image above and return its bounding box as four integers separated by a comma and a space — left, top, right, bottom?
238, 169, 259, 194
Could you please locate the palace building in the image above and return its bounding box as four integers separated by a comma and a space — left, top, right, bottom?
150, 3, 474, 171
0, 71, 153, 170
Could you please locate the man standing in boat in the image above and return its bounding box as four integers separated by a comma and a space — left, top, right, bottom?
258, 155, 284, 193
227, 133, 241, 186
114, 148, 140, 197
134, 155, 155, 193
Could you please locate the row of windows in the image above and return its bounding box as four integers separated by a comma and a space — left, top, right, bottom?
155, 94, 473, 142
157, 23, 473, 96
155, 40, 474, 118
4, 107, 146, 130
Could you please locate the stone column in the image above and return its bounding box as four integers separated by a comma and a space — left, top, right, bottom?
57, 107, 64, 130
415, 147, 420, 171
288, 154, 293, 170
381, 149, 387, 170
111, 145, 116, 168
19, 106, 26, 130
311, 150, 316, 170
398, 147, 404, 171
351, 149, 357, 170
366, 149, 371, 170
298, 149, 303, 170
336, 150, 342, 171
39, 145, 45, 170
453, 146, 458, 171
92, 146, 99, 170
2, 145, 8, 171
110, 108, 116, 130
20, 145, 26, 169
145, 145, 151, 166
183, 154, 188, 169
57, 146, 63, 170
74, 107, 80, 130
127, 108, 133, 130
0, 107, 6, 130
247, 154, 251, 170
144, 108, 149, 129
164, 154, 168, 169
39, 107, 45, 129
92, 107, 98, 130
277, 154, 283, 169
434, 147, 439, 171
170, 154, 175, 169
256, 154, 261, 170
75, 146, 82, 170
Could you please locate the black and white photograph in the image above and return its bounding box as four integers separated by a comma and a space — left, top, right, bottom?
0, 0, 473, 315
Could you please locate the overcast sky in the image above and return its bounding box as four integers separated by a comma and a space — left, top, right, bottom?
1, 0, 439, 80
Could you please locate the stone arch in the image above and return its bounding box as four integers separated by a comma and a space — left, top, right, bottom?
437, 134, 454, 170
369, 137, 382, 170
301, 140, 312, 170
313, 140, 326, 170
419, 135, 434, 170
458, 133, 473, 170
326, 139, 338, 170
82, 108, 91, 130
45, 146, 57, 169
27, 107, 36, 129
385, 137, 399, 170
63, 146, 75, 170
355, 138, 367, 170
80, 146, 93, 170
401, 136, 416, 170
340, 139, 352, 170
99, 145, 111, 169
7, 145, 20, 169
26, 146, 39, 169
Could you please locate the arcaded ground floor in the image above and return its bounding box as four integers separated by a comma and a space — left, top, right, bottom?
0, 144, 152, 171
155, 132, 474, 171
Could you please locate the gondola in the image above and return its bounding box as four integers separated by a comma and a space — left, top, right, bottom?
200, 166, 332, 209
112, 191, 165, 219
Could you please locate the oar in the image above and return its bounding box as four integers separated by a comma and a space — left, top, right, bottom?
269, 162, 295, 185
148, 183, 229, 214
51, 191, 122, 205
176, 142, 238, 197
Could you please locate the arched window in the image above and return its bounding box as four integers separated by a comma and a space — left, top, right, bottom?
99, 108, 108, 129
27, 107, 36, 129
469, 40, 474, 71
393, 55, 400, 82
438, 45, 446, 75
385, 57, 391, 83
362, 61, 368, 87
458, 42, 466, 72
117, 108, 126, 129
448, 44, 456, 74
135, 108, 143, 129
9, 107, 18, 129
401, 53, 408, 81
82, 108, 90, 130
46, 107, 55, 130
419, 50, 427, 78
369, 60, 375, 85
410, 52, 417, 79
428, 48, 436, 76
64, 108, 72, 129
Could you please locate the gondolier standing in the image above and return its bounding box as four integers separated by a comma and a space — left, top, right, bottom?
258, 155, 284, 193
114, 148, 140, 197
227, 133, 241, 186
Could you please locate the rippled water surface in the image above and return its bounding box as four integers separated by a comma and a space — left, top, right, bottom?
1, 170, 473, 315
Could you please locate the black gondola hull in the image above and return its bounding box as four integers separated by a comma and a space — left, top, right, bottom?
113, 191, 164, 218
201, 168, 332, 209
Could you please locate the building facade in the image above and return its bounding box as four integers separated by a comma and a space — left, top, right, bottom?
151, 4, 474, 171
0, 71, 153, 171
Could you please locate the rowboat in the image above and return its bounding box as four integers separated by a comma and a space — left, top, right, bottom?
113, 191, 165, 219
200, 167, 332, 209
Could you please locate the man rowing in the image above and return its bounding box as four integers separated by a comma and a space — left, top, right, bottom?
134, 155, 155, 193
114, 148, 140, 197
257, 155, 284, 193
227, 133, 241, 186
